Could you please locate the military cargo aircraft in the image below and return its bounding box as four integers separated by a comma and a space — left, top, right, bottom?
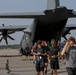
0, 0, 75, 50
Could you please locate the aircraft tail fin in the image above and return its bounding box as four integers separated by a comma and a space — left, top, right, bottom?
47, 0, 60, 9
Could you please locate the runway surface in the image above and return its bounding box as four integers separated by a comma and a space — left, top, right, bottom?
0, 49, 68, 75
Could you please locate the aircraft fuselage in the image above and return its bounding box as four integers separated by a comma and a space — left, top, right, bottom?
21, 7, 69, 49
33, 7, 69, 43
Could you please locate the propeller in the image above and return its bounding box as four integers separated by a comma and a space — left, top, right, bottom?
0, 23, 15, 44
0, 35, 15, 44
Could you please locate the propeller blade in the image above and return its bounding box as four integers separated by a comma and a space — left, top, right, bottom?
5, 38, 8, 44
63, 36, 67, 40
0, 37, 3, 42
7, 35, 15, 40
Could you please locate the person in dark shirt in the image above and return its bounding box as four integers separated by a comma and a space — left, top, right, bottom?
33, 40, 47, 75
41, 41, 50, 74
48, 39, 61, 75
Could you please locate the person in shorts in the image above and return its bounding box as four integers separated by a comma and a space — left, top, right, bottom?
41, 41, 50, 74
61, 36, 76, 75
33, 40, 47, 75
48, 39, 61, 75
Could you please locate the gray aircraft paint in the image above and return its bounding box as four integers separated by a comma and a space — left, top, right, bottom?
21, 0, 60, 49
20, 0, 76, 50
21, 20, 37, 49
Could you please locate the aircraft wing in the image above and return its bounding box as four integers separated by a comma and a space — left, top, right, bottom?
66, 24, 76, 29
68, 10, 76, 18
0, 25, 29, 31
0, 12, 45, 18
0, 9, 75, 18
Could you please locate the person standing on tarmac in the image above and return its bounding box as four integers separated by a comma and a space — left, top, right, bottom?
33, 40, 47, 75
41, 41, 50, 74
31, 42, 37, 63
48, 39, 61, 75
61, 36, 76, 75
60, 41, 66, 63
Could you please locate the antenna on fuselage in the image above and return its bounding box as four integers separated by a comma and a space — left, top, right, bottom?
1, 22, 5, 26
47, 0, 60, 9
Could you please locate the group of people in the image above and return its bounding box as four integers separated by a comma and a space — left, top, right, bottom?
32, 36, 76, 75
32, 39, 60, 75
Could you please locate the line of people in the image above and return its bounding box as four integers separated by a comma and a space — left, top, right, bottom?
32, 36, 76, 75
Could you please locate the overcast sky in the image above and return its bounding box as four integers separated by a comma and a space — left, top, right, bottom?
0, 0, 76, 45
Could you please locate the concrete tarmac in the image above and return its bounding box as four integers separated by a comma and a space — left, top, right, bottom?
0, 49, 68, 75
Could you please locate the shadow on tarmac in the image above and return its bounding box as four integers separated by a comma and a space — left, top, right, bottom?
10, 69, 35, 72
8, 72, 20, 75
48, 70, 66, 74
57, 70, 67, 73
